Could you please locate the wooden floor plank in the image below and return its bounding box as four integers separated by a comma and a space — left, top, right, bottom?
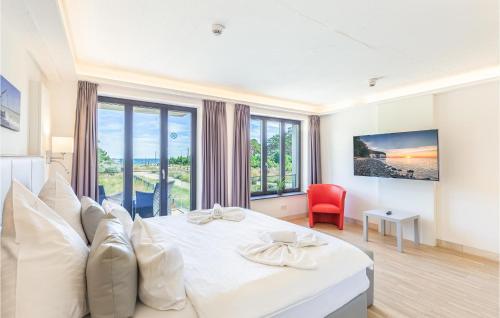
289, 218, 499, 318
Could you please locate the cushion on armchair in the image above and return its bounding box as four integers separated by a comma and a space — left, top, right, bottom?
311, 203, 341, 213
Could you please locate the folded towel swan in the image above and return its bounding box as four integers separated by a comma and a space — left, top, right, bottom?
238, 231, 328, 269
187, 204, 246, 224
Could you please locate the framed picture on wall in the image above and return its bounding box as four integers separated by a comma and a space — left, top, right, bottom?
0, 75, 21, 131
353, 129, 439, 181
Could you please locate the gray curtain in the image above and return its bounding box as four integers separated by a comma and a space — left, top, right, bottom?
202, 100, 228, 208
231, 104, 251, 208
71, 81, 98, 200
309, 115, 322, 184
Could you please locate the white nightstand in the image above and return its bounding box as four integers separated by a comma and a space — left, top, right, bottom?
363, 209, 420, 253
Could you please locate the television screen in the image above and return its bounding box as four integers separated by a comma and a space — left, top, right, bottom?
353, 129, 439, 181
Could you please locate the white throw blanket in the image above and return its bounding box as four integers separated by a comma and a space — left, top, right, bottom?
238, 230, 328, 269
187, 204, 245, 224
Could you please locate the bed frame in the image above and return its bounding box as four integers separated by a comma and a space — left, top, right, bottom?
1, 156, 374, 318
326, 247, 374, 318
0, 156, 46, 227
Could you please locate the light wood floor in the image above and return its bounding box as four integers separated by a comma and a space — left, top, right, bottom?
290, 218, 499, 318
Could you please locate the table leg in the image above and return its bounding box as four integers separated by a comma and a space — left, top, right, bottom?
414, 218, 420, 246
380, 219, 386, 236
363, 215, 368, 241
396, 222, 403, 253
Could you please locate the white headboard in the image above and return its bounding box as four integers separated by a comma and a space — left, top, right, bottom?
0, 156, 46, 226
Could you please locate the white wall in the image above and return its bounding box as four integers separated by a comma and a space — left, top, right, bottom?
45, 81, 77, 180
321, 81, 499, 253
435, 82, 499, 253
0, 22, 47, 155
376, 96, 437, 245
48, 81, 78, 138
49, 82, 310, 216
321, 104, 379, 221
28, 82, 51, 157
321, 95, 437, 245
250, 194, 307, 218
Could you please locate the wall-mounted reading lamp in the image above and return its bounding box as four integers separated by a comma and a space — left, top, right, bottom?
46, 136, 74, 174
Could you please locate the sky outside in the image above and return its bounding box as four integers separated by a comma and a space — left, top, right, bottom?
250, 119, 261, 141
250, 118, 282, 141
359, 130, 438, 158
98, 107, 191, 159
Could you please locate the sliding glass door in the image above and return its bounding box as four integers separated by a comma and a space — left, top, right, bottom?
132, 106, 161, 217
97, 101, 125, 205
167, 110, 193, 212
97, 97, 196, 217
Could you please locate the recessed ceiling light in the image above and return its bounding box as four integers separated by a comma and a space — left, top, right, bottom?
368, 77, 383, 87
212, 23, 225, 36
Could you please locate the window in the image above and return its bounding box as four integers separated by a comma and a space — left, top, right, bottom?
250, 116, 301, 196
97, 97, 196, 217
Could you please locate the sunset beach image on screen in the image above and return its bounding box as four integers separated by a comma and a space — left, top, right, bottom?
353, 129, 439, 181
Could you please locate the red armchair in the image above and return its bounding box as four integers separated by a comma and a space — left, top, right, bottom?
307, 184, 346, 229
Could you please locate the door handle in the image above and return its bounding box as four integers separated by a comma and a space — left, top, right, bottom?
162, 169, 166, 180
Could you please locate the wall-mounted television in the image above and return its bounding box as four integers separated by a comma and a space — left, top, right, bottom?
353, 129, 439, 181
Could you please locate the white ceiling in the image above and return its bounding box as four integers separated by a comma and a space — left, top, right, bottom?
2, 0, 76, 81
61, 0, 498, 108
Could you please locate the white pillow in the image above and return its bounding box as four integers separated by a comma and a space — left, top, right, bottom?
102, 199, 133, 238
38, 173, 87, 243
131, 217, 186, 310
1, 180, 89, 318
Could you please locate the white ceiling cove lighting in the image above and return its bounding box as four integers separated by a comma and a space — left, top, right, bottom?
57, 0, 498, 113
318, 65, 500, 114
364, 65, 500, 104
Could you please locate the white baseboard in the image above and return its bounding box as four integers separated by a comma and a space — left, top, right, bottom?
280, 212, 307, 221
344, 217, 498, 262
436, 239, 499, 262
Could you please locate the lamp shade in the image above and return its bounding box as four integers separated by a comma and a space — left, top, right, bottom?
52, 137, 74, 153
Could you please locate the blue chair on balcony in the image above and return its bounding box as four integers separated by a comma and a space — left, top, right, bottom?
134, 183, 160, 218
98, 185, 107, 205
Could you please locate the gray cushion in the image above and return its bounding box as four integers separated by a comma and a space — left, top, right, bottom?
87, 214, 137, 318
81, 196, 106, 243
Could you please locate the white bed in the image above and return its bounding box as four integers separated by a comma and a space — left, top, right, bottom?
0, 156, 373, 318
135, 211, 373, 318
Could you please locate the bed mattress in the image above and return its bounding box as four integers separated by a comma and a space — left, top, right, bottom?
136, 210, 372, 318
134, 268, 368, 318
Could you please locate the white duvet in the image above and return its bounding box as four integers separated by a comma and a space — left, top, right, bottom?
145, 210, 373, 318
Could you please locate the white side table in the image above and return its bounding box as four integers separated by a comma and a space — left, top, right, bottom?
363, 209, 420, 253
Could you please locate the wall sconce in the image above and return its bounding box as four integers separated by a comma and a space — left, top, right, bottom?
46, 136, 74, 174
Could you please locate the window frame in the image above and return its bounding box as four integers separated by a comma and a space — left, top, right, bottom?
250, 115, 302, 197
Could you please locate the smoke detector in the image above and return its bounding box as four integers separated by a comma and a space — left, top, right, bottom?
368, 77, 383, 87
212, 23, 225, 36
